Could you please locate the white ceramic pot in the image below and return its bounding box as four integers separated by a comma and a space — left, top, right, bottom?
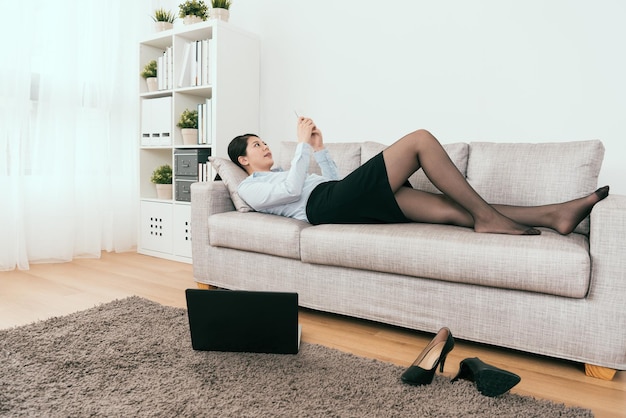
210, 8, 230, 22
181, 128, 198, 145
155, 184, 172, 200
154, 22, 173, 32
183, 15, 204, 25
146, 77, 158, 92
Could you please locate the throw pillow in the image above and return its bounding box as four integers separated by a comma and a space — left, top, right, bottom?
208, 157, 253, 212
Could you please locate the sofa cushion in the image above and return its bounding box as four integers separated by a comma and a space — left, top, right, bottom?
466, 140, 604, 234
208, 157, 253, 212
275, 142, 361, 179
300, 223, 591, 298
209, 211, 310, 260
361, 141, 470, 194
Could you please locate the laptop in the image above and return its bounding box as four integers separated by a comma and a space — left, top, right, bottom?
185, 288, 301, 354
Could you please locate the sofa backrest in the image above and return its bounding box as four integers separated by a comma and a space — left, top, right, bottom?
275, 141, 469, 195
466, 140, 605, 205
275, 142, 362, 178
467, 140, 605, 234
360, 141, 469, 195
275, 139, 604, 234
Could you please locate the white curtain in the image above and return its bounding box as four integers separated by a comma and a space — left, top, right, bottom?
0, 0, 150, 270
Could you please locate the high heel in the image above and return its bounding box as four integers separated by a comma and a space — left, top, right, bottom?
401, 327, 455, 386
451, 357, 521, 397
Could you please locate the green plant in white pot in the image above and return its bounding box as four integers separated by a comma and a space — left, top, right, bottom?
179, 0, 209, 24
151, 164, 173, 200
177, 108, 198, 145
152, 8, 177, 32
141, 60, 158, 92
211, 0, 231, 22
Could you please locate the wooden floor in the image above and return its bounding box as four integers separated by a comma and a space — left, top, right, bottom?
1, 252, 624, 417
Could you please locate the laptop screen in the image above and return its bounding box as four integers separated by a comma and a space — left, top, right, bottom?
185, 289, 300, 354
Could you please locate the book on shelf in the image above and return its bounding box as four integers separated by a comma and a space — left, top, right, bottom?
157, 46, 173, 91
168, 46, 173, 90
197, 162, 212, 182
202, 39, 209, 86
196, 98, 213, 144
178, 42, 192, 87
178, 38, 213, 88
198, 102, 203, 144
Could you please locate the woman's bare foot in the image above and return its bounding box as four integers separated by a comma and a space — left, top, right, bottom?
474, 211, 541, 236
551, 186, 609, 235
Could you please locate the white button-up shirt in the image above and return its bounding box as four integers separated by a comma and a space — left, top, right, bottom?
237, 142, 340, 222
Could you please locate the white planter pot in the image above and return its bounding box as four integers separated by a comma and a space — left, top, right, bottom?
183, 15, 204, 25
155, 184, 172, 200
181, 128, 198, 145
154, 22, 173, 32
146, 77, 158, 92
210, 8, 230, 22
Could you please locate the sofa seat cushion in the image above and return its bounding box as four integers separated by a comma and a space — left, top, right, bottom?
300, 223, 591, 298
209, 212, 311, 260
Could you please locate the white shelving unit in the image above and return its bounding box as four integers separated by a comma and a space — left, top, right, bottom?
138, 21, 260, 262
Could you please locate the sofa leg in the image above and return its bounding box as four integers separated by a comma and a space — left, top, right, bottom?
196, 282, 219, 290
584, 364, 617, 380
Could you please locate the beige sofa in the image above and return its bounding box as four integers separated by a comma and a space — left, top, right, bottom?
191, 139, 626, 379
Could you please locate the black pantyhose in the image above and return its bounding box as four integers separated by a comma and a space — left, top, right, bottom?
382, 130, 609, 235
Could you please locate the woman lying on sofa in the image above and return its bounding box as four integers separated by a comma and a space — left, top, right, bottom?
228, 117, 609, 236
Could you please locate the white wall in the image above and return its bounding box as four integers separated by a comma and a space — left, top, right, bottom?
156, 0, 626, 193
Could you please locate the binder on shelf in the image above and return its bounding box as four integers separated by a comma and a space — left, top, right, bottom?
141, 97, 172, 146
141, 101, 151, 146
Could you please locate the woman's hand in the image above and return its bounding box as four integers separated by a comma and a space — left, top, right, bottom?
297, 117, 324, 151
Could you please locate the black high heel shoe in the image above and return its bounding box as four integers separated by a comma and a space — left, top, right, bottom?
451, 357, 521, 397
401, 327, 455, 386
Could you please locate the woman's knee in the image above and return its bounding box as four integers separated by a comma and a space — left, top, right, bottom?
409, 129, 433, 137
405, 129, 438, 150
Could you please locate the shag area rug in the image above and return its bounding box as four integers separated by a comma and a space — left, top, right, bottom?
0, 297, 593, 417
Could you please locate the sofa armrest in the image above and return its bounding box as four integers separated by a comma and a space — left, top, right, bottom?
191, 181, 235, 273
191, 180, 236, 218
589, 194, 626, 299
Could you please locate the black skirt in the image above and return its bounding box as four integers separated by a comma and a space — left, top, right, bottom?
306, 152, 411, 225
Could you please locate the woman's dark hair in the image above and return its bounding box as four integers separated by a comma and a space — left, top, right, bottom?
228, 134, 258, 171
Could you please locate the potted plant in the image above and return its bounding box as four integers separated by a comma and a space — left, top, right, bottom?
152, 8, 177, 32
177, 108, 198, 145
141, 60, 158, 92
210, 0, 232, 22
179, 0, 209, 25
150, 164, 173, 200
